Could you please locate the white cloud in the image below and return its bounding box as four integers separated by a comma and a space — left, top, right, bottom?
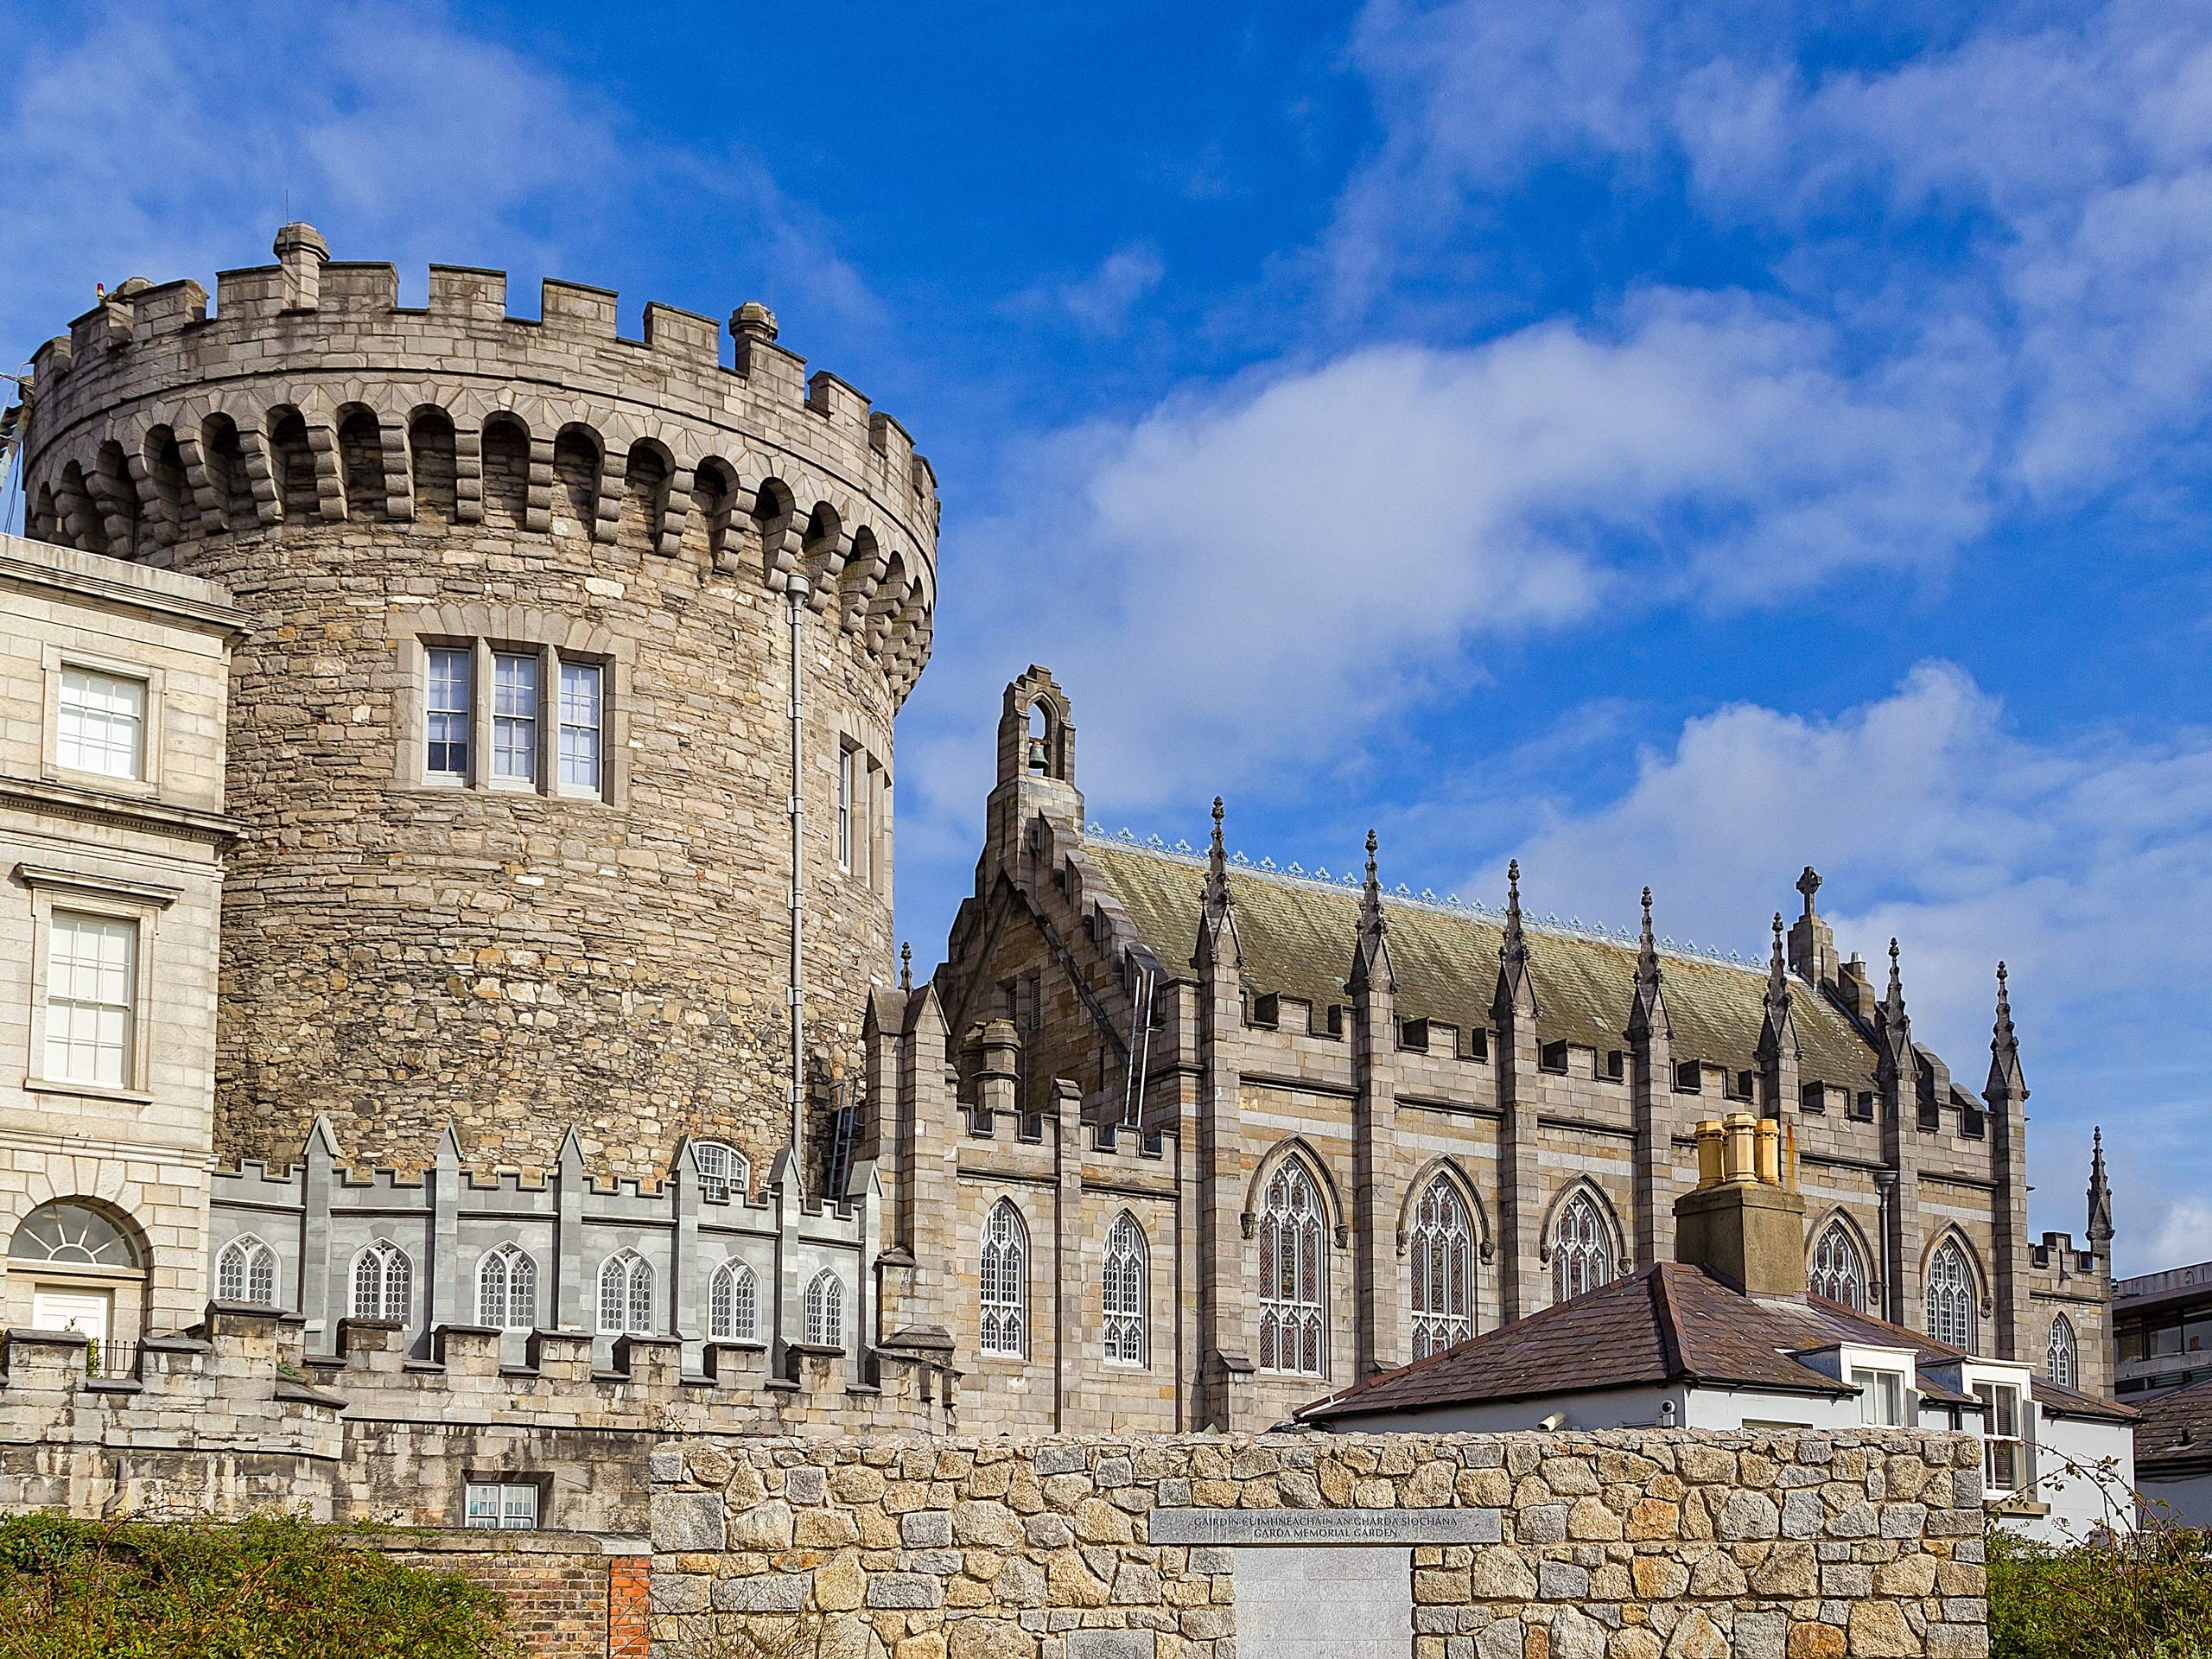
2146, 1197, 2212, 1273
0, 4, 869, 359
1477, 663, 2212, 1261
1003, 244, 1166, 335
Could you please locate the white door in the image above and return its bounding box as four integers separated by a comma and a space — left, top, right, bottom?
31, 1286, 111, 1344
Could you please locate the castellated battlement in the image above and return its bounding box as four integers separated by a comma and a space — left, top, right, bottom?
20, 225, 936, 693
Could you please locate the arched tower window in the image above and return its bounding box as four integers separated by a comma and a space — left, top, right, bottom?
804, 1268, 843, 1348
2047, 1313, 2079, 1389
1926, 1237, 1978, 1351
476, 1243, 536, 1330
408, 407, 458, 522
1409, 1175, 1475, 1358
1809, 1220, 1871, 1311
351, 1238, 411, 1321
216, 1234, 278, 1305
598, 1249, 652, 1335
692, 1141, 747, 1204
1550, 1189, 1614, 1305
709, 1260, 759, 1342
1103, 1211, 1147, 1367
980, 1199, 1028, 1358
1258, 1158, 1327, 1376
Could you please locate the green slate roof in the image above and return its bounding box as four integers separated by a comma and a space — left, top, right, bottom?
1084, 840, 1878, 1090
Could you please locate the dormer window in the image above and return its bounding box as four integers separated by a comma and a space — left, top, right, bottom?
1852, 1367, 1906, 1427
1974, 1379, 2027, 1493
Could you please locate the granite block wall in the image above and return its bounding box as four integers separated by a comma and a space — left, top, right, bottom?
645, 1429, 1992, 1659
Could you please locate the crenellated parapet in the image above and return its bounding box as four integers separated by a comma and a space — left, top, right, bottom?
18, 226, 935, 699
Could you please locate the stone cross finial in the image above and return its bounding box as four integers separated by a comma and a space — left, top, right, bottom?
1796, 866, 1821, 917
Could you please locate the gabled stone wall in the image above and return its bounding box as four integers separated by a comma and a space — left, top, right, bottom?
646, 1428, 1991, 1659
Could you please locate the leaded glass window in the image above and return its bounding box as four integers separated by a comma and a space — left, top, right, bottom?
1550, 1190, 1613, 1306
476, 1243, 536, 1330
351, 1238, 411, 1321
2047, 1313, 2079, 1389
1258, 1159, 1326, 1376
1809, 1220, 1871, 1311
1103, 1211, 1147, 1366
598, 1249, 652, 1335
217, 1234, 278, 1305
709, 1260, 758, 1342
1926, 1237, 1978, 1351
980, 1199, 1028, 1358
1409, 1176, 1475, 1358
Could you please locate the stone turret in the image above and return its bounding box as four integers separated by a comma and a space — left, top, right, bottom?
17, 223, 940, 1181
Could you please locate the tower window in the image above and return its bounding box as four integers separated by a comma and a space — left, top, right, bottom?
836, 742, 857, 870
558, 661, 602, 792
491, 652, 539, 781
425, 647, 472, 779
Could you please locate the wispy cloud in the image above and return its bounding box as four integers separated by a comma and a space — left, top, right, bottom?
1001, 243, 1166, 335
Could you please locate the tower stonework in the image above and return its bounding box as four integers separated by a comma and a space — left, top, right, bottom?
18, 226, 937, 1180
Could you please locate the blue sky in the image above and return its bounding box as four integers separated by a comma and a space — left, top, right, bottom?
6, 1, 2209, 1273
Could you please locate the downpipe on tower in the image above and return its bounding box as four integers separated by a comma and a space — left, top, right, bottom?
784, 575, 810, 1200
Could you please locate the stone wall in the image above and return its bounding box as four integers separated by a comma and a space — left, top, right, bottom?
646, 1430, 1992, 1658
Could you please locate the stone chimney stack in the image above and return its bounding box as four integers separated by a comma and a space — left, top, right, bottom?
1674, 1110, 1808, 1298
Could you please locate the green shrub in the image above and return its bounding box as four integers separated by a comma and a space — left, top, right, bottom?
1990, 1524, 2212, 1659
0, 1512, 513, 1659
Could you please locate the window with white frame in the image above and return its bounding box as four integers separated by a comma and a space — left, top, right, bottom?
557, 660, 602, 791
425, 646, 472, 779
709, 1260, 758, 1342
1103, 1211, 1147, 1366
1926, 1238, 1979, 1351
217, 1234, 278, 1305
43, 911, 137, 1088
476, 1243, 536, 1331
491, 652, 538, 782
464, 1481, 540, 1529
1258, 1159, 1327, 1376
836, 741, 857, 871
1809, 1221, 1871, 1311
598, 1249, 652, 1335
351, 1238, 412, 1321
56, 667, 146, 780
1852, 1367, 1907, 1427
804, 1268, 843, 1347
692, 1141, 746, 1205
1409, 1175, 1475, 1359
2048, 1314, 2079, 1389
1550, 1189, 1614, 1305
980, 1199, 1028, 1358
1974, 1378, 2029, 1493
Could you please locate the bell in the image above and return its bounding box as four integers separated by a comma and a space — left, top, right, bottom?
1027, 735, 1049, 773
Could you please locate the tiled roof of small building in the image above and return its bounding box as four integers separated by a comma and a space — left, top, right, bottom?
1294, 1262, 2138, 1426
2135, 1376, 2212, 1468
1085, 840, 1879, 1089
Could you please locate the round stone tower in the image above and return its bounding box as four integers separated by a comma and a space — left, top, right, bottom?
17, 224, 937, 1181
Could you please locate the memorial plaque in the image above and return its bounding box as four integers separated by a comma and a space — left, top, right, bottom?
1147, 1506, 1502, 1546
1236, 1544, 1414, 1658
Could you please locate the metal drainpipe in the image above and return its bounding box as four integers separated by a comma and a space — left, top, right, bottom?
785, 574, 810, 1198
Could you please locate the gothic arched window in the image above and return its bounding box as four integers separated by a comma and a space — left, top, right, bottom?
980, 1199, 1028, 1358
1103, 1211, 1147, 1366
1809, 1220, 1871, 1311
2048, 1313, 2079, 1389
351, 1239, 411, 1322
476, 1243, 536, 1330
1550, 1190, 1613, 1305
216, 1234, 278, 1305
804, 1268, 844, 1348
709, 1260, 759, 1343
1409, 1176, 1475, 1358
598, 1249, 653, 1335
1926, 1237, 1978, 1351
1258, 1158, 1327, 1376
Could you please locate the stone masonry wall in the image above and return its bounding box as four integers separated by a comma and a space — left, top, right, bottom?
646, 1430, 1991, 1659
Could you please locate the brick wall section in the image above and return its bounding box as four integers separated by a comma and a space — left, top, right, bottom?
375, 1532, 648, 1659
647, 1430, 1991, 1659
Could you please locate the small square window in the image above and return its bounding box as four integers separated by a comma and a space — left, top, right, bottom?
57, 667, 146, 780
464, 1480, 539, 1529
426, 648, 472, 779
492, 652, 539, 783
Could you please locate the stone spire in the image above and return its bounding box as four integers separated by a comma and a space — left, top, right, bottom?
1986, 961, 2026, 1102
1494, 859, 1537, 1021
1349, 830, 1396, 995
1628, 886, 1669, 1041
1758, 913, 1796, 1055
899, 941, 913, 994
2088, 1126, 2115, 1244
1196, 796, 1241, 970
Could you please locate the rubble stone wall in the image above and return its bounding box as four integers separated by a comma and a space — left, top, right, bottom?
647, 1429, 1992, 1659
